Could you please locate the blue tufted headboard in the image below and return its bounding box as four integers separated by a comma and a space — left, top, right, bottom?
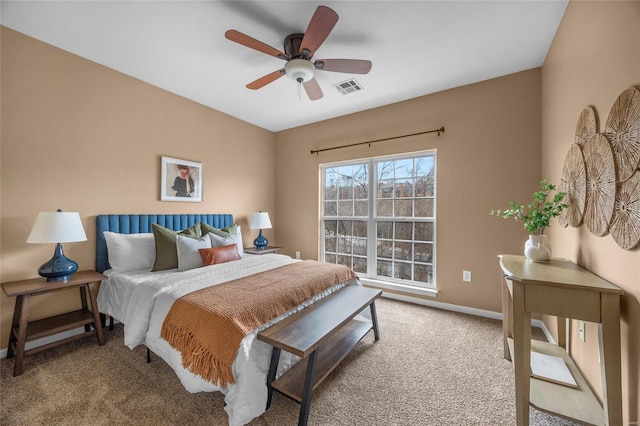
95, 214, 233, 273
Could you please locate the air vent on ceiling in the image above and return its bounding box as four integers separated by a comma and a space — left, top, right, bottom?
333, 79, 363, 95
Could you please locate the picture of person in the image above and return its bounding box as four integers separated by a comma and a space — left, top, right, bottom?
172, 164, 195, 197
161, 156, 202, 202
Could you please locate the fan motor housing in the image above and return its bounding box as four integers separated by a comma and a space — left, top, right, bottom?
284, 33, 305, 58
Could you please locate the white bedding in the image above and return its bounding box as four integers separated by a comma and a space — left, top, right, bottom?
97, 253, 356, 426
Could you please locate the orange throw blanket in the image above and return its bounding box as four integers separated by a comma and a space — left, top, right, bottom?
160, 260, 357, 387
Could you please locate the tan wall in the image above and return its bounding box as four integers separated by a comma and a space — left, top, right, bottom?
275, 69, 542, 313
0, 28, 276, 345
4, 2, 638, 420
541, 1, 640, 422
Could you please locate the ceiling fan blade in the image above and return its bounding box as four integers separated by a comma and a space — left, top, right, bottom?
299, 6, 338, 58
303, 78, 323, 101
225, 30, 289, 60
246, 69, 285, 90
315, 59, 372, 74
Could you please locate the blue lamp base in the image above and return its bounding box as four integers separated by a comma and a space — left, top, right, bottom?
38, 243, 78, 282
253, 229, 268, 250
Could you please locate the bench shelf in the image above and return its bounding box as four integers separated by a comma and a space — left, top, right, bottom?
258, 284, 381, 426
272, 318, 373, 402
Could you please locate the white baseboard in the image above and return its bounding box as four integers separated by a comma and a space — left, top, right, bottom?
380, 291, 503, 320
380, 291, 554, 338
1, 319, 120, 359
535, 319, 556, 344
1, 326, 89, 359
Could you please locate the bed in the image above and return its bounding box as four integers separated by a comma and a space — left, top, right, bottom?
95, 214, 361, 426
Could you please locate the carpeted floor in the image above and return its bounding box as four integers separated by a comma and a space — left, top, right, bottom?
1, 297, 580, 425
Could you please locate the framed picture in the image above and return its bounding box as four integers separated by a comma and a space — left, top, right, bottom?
161, 156, 203, 202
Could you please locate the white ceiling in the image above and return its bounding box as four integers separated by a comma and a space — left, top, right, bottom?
1, 1, 567, 132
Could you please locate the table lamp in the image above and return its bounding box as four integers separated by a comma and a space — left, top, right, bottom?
250, 211, 272, 250
27, 209, 87, 282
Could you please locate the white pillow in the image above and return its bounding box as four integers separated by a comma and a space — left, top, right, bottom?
176, 234, 212, 272
208, 225, 244, 255
104, 232, 155, 273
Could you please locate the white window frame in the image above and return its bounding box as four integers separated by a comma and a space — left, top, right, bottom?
320, 150, 437, 296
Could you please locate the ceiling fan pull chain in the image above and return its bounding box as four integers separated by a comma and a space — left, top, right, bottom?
297, 80, 302, 100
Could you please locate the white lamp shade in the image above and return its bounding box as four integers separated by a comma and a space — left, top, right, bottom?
250, 212, 272, 230
27, 211, 87, 244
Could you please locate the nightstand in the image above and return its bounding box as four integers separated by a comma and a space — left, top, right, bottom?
1, 270, 106, 376
244, 246, 281, 255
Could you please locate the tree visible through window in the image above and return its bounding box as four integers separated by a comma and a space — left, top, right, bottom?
322, 151, 436, 288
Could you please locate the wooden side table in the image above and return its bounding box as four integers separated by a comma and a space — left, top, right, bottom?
244, 246, 281, 255
499, 255, 624, 426
2, 270, 106, 376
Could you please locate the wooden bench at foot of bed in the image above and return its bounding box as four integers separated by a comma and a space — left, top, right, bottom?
257, 285, 382, 426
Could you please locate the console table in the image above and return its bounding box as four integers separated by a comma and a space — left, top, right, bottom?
499, 255, 624, 426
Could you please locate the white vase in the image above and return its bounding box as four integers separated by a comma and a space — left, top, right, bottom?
524, 235, 551, 262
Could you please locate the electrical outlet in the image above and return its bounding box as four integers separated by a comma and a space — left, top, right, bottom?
579, 320, 586, 342
295, 251, 301, 259
462, 270, 472, 282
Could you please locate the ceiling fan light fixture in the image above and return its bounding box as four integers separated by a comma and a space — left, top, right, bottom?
285, 59, 315, 83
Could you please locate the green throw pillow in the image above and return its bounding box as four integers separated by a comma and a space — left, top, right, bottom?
200, 222, 238, 238
151, 222, 202, 271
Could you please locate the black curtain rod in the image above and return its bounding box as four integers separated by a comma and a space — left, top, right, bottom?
310, 126, 445, 155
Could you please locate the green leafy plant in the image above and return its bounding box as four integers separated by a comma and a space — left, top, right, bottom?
490, 180, 568, 235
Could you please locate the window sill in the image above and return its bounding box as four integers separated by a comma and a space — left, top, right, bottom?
359, 277, 438, 298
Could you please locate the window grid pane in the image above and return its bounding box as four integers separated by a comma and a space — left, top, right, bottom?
322, 152, 435, 288
373, 220, 434, 285
322, 217, 369, 269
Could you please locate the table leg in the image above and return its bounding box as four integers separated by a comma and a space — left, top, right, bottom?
13, 294, 31, 376
86, 282, 104, 345
79, 285, 90, 332
556, 316, 567, 351
599, 294, 622, 426
265, 347, 281, 409
512, 280, 531, 426
298, 349, 318, 426
369, 302, 380, 341
501, 276, 513, 361
6, 294, 25, 359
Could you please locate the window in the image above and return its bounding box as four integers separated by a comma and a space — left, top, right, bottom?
322, 151, 436, 289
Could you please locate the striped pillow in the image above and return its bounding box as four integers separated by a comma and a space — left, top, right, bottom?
176, 234, 212, 272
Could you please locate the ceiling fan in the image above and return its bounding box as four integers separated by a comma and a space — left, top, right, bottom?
225, 5, 372, 101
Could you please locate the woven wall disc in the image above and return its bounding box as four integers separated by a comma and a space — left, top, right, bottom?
583, 134, 617, 236
575, 106, 598, 146
558, 144, 587, 227
604, 86, 640, 183
610, 171, 640, 250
